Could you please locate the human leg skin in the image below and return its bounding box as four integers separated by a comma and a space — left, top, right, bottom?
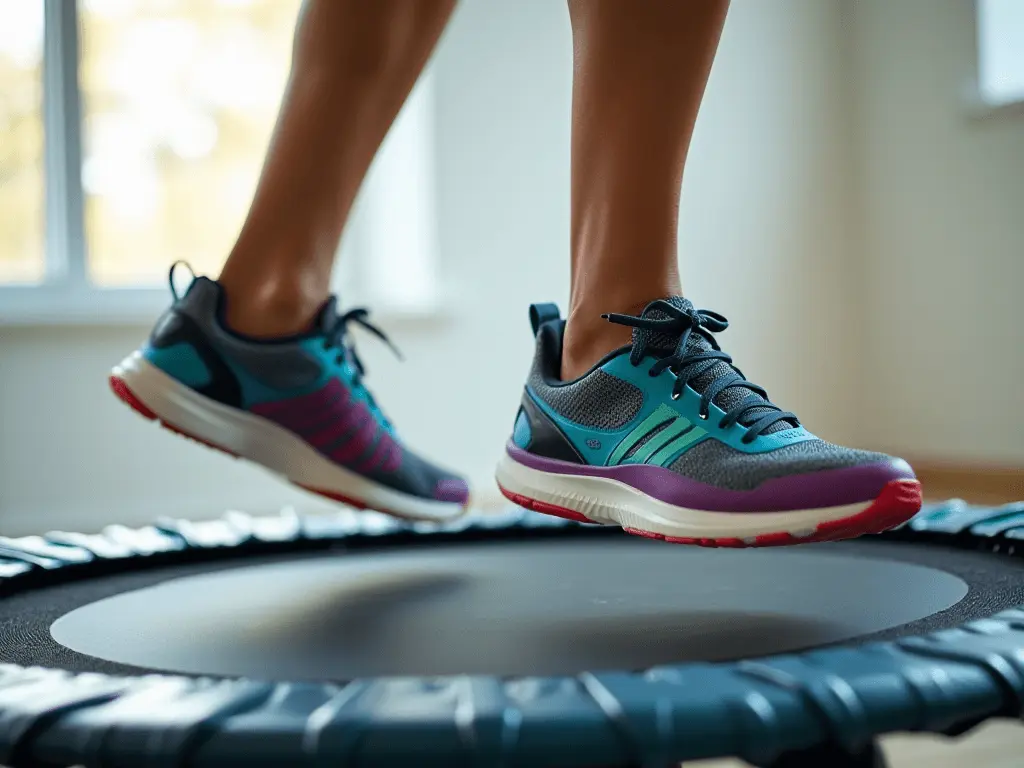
218, 0, 457, 338
562, 0, 729, 381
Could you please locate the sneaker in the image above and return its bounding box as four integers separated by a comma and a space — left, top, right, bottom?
495, 297, 922, 546
110, 265, 469, 521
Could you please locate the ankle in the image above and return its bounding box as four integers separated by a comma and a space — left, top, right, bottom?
560, 292, 679, 381
560, 304, 634, 381
218, 275, 326, 339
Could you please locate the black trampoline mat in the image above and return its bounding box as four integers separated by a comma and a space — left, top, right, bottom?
47, 538, 973, 679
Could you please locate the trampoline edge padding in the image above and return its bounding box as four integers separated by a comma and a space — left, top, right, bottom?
0, 500, 1016, 767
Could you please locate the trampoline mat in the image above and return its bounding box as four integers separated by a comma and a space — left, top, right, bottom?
5, 537, 1023, 679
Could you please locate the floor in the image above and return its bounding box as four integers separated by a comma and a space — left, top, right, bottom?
692, 720, 1024, 767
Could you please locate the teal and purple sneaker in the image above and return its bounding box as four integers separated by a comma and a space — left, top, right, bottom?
496, 298, 922, 546
110, 266, 469, 521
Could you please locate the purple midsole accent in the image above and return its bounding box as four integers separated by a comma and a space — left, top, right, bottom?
504, 443, 916, 513
434, 478, 470, 504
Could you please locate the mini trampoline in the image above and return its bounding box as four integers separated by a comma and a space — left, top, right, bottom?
0, 500, 1021, 768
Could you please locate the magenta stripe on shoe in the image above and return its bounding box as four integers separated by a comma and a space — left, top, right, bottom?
329, 407, 378, 464
434, 477, 469, 504
251, 379, 348, 432
303, 397, 365, 449
354, 432, 394, 473
378, 439, 402, 473
505, 443, 915, 513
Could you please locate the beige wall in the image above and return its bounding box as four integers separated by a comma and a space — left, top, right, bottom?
847, 0, 1024, 463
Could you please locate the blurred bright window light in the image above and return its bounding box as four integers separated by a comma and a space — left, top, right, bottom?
0, 0, 45, 284
977, 0, 1024, 107
78, 0, 304, 286
0, 0, 440, 322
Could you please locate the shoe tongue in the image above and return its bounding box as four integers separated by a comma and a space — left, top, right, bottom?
312, 296, 340, 334
634, 297, 792, 434
634, 296, 697, 352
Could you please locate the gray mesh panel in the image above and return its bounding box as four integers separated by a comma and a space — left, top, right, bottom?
528, 369, 643, 430
176, 278, 323, 389
668, 439, 891, 491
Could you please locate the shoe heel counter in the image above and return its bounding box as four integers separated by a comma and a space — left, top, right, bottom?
515, 306, 582, 462
146, 276, 222, 357
511, 406, 532, 449
145, 296, 243, 408
515, 391, 584, 464
145, 309, 210, 388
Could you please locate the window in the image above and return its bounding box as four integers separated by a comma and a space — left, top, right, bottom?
977, 0, 1024, 108
79, 0, 302, 286
0, 0, 45, 284
0, 0, 439, 324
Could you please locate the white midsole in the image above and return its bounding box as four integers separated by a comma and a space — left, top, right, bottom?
495, 451, 872, 540
112, 352, 466, 522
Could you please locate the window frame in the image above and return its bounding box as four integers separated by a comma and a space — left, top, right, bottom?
0, 0, 441, 326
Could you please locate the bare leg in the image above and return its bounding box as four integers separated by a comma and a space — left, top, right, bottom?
562, 0, 729, 380
217, 0, 456, 337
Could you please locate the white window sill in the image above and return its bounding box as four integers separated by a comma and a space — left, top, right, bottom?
0, 285, 167, 326
963, 84, 1024, 121
0, 285, 456, 328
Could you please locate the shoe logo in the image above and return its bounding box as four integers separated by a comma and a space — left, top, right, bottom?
586, 438, 602, 450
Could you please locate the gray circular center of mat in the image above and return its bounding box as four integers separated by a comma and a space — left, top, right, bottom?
51, 540, 968, 678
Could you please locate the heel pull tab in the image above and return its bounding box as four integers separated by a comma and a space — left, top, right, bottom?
529, 303, 561, 337
168, 261, 197, 301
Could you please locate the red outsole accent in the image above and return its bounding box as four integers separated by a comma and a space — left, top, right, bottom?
109, 377, 157, 421
498, 487, 593, 524
498, 478, 924, 548
295, 483, 369, 512
109, 375, 468, 521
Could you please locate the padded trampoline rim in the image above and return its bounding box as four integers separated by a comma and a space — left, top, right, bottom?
0, 500, 1017, 768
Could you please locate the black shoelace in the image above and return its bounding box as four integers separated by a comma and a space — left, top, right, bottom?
324, 307, 402, 427
603, 300, 798, 443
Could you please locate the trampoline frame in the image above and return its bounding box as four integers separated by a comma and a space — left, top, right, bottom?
0, 500, 1020, 768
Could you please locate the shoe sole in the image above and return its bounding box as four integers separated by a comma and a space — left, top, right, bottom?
494, 450, 922, 547
110, 352, 469, 522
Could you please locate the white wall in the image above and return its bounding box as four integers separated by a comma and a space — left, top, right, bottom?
0, 0, 857, 535
848, 0, 1024, 464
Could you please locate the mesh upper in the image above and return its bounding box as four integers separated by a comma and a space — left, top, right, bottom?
365, 442, 463, 498
634, 297, 794, 435
525, 296, 789, 434
668, 439, 891, 491
528, 366, 643, 430
171, 277, 464, 501
522, 299, 896, 492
